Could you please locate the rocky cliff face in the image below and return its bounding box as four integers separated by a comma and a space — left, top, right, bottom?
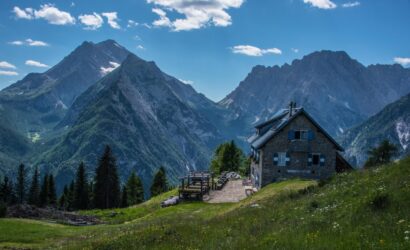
0, 40, 130, 133
220, 51, 410, 138
339, 93, 410, 167
35, 54, 226, 191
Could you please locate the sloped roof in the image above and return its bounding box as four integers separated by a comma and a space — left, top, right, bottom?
249, 107, 344, 151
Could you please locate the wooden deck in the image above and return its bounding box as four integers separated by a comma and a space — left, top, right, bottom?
178, 171, 213, 200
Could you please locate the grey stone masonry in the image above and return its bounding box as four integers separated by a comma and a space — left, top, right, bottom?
250, 110, 341, 189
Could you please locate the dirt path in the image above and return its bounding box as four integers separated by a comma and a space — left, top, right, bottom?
204, 180, 247, 203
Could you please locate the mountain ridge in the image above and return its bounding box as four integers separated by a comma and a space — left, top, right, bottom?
340, 92, 410, 166
34, 52, 227, 192
220, 50, 410, 139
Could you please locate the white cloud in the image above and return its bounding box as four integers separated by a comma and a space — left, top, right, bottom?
13, 7, 34, 19
0, 61, 17, 69
25, 60, 49, 68
8, 39, 49, 46
179, 79, 194, 85
147, 0, 245, 31
141, 23, 152, 29
152, 8, 172, 27
137, 45, 145, 50
102, 12, 120, 29
34, 4, 75, 25
100, 61, 120, 75
13, 4, 75, 25
79, 13, 104, 30
26, 39, 49, 46
9, 40, 24, 45
303, 0, 337, 9
0, 70, 18, 76
291, 48, 299, 53
127, 20, 139, 28
342, 1, 360, 8
231, 45, 282, 57
394, 57, 410, 66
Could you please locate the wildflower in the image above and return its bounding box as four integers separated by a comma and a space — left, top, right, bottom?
398, 219, 406, 224
405, 231, 410, 234
405, 236, 409, 241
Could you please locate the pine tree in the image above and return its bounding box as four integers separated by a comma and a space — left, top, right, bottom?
150, 167, 168, 197
0, 176, 13, 204
365, 140, 398, 168
120, 185, 128, 208
28, 167, 40, 206
39, 174, 49, 207
88, 181, 94, 210
16, 163, 27, 204
135, 175, 144, 204
210, 141, 244, 174
0, 178, 3, 203
67, 181, 75, 211
48, 175, 57, 206
59, 185, 68, 210
94, 145, 121, 209
73, 162, 89, 210
126, 171, 144, 205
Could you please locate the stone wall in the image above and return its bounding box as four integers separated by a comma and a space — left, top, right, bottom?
259, 114, 337, 187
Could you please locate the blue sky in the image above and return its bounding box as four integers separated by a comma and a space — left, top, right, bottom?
0, 0, 409, 101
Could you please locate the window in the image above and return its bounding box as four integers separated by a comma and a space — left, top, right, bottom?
278, 152, 287, 166
312, 154, 320, 165
291, 130, 309, 140
273, 152, 290, 166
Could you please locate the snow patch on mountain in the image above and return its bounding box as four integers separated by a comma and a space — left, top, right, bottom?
55, 100, 68, 110
100, 61, 120, 76
220, 98, 233, 106
396, 119, 410, 150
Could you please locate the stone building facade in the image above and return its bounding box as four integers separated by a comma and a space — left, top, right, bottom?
249, 103, 352, 189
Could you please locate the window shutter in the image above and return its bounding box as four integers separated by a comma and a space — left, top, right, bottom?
285, 152, 290, 166
288, 130, 295, 140
320, 154, 326, 166
308, 130, 315, 141
307, 153, 312, 166
273, 153, 278, 166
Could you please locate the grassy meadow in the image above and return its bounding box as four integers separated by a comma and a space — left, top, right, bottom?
1, 158, 410, 249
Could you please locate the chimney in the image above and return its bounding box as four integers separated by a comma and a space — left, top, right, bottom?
288, 101, 294, 117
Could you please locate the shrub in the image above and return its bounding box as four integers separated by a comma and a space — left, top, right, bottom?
318, 178, 332, 187
298, 185, 316, 195
370, 193, 390, 210
309, 200, 319, 209
288, 190, 301, 200
0, 203, 7, 218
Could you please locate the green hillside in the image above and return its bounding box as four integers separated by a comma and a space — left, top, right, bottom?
1, 157, 410, 249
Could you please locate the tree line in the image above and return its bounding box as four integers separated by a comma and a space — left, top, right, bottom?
0, 145, 169, 214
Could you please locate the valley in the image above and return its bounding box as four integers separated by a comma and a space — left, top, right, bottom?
0, 40, 409, 192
